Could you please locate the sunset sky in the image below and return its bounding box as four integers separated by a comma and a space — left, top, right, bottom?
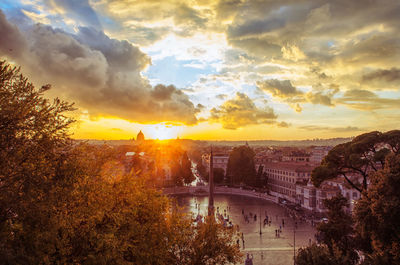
1, 0, 399, 140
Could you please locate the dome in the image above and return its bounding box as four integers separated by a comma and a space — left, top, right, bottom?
137, 130, 145, 142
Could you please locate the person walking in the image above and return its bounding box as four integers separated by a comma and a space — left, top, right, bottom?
245, 253, 253, 265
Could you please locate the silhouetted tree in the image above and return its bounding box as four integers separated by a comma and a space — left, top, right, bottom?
354, 153, 400, 264
213, 168, 225, 184
317, 195, 358, 264
311, 130, 400, 193
226, 145, 256, 186
181, 151, 195, 185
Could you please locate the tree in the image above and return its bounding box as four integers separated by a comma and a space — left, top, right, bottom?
181, 151, 195, 185
296, 195, 358, 265
213, 168, 225, 184
296, 243, 359, 265
226, 145, 256, 186
0, 61, 243, 264
196, 162, 207, 182
311, 130, 400, 193
354, 153, 400, 264
316, 195, 358, 264
295, 244, 334, 265
185, 216, 242, 265
0, 61, 76, 263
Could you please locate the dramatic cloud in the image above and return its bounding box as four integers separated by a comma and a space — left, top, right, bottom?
50, 0, 102, 30
257, 78, 338, 110
2, 0, 400, 137
257, 79, 303, 98
0, 10, 199, 125
362, 68, 400, 83
209, 92, 277, 130
337, 89, 400, 111
0, 11, 26, 57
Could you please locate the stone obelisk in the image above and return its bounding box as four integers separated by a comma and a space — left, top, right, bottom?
208, 147, 215, 217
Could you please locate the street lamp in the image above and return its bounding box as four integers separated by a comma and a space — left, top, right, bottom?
259, 192, 262, 235
293, 219, 297, 265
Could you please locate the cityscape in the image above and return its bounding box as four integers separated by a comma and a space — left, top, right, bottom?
1, 1, 400, 265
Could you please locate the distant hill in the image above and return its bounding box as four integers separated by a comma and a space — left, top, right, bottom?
204, 137, 353, 147
74, 137, 353, 147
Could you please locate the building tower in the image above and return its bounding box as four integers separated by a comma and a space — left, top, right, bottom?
208, 147, 215, 217
137, 130, 145, 143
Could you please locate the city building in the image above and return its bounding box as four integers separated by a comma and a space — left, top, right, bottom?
316, 184, 341, 212
264, 162, 314, 203
325, 178, 361, 213
310, 146, 331, 164
136, 130, 145, 143
282, 151, 310, 163
296, 181, 317, 211
202, 153, 229, 174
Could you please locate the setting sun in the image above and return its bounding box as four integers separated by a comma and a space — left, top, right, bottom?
147, 124, 181, 140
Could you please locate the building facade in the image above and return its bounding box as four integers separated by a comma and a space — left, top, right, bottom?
202, 153, 229, 174
264, 162, 314, 203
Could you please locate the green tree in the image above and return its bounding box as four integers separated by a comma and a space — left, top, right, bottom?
354, 153, 400, 265
226, 145, 256, 186
311, 130, 400, 193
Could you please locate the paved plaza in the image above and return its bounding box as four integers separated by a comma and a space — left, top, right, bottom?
176, 194, 317, 265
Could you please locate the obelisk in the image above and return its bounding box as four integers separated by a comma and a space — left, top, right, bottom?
208, 147, 214, 216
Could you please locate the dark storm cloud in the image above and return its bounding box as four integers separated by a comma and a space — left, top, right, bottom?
209, 92, 277, 129
0, 10, 199, 125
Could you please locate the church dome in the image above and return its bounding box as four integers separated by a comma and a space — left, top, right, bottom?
137, 130, 145, 142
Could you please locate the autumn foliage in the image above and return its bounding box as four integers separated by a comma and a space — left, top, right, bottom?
0, 61, 242, 264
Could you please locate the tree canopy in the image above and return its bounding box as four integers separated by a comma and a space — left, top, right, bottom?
311, 130, 400, 192
354, 153, 400, 264
296, 195, 358, 265
0, 61, 242, 264
300, 132, 400, 265
226, 145, 256, 186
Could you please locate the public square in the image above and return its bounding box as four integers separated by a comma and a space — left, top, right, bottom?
176, 194, 317, 265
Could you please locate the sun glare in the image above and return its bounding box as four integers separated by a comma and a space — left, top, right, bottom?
147, 124, 180, 140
